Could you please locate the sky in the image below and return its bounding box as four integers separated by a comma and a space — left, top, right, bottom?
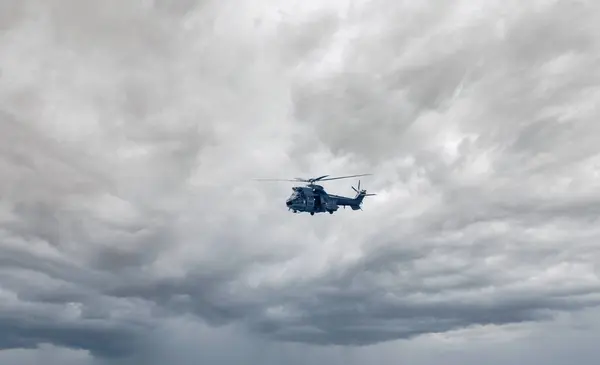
1, 0, 600, 364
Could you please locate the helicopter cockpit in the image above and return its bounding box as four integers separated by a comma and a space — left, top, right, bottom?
285, 188, 304, 208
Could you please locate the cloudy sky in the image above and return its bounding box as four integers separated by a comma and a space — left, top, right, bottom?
1, 0, 600, 364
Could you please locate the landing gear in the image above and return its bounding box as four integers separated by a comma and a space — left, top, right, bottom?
310, 212, 314, 216
328, 210, 333, 214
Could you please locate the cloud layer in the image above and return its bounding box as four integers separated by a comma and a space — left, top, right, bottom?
1, 0, 600, 362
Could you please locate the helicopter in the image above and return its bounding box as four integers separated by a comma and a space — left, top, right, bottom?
254, 174, 376, 215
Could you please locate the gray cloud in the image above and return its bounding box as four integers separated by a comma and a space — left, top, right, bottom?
1, 0, 600, 363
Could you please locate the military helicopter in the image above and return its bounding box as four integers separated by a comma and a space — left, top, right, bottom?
254, 174, 376, 215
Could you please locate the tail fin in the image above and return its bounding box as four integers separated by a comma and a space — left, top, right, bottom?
350, 180, 376, 210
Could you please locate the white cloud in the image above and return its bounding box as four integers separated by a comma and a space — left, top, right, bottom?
1, 0, 600, 363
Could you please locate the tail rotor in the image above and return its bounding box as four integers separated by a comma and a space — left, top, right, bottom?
351, 180, 376, 209
351, 180, 360, 194
352, 179, 376, 196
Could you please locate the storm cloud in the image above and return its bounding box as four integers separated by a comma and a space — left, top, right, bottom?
1, 0, 600, 363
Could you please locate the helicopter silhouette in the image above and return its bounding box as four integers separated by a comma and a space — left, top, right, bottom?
255, 174, 376, 215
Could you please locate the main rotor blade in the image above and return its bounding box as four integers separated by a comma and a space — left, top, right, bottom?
254, 173, 371, 183
293, 175, 330, 182
252, 178, 300, 182
318, 173, 372, 182
311, 175, 330, 181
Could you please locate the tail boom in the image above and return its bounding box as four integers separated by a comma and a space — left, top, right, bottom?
330, 179, 376, 211
330, 191, 371, 211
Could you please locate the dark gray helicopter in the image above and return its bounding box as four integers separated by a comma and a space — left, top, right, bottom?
255, 174, 376, 215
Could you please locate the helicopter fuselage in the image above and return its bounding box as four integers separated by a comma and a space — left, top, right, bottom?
285, 184, 365, 215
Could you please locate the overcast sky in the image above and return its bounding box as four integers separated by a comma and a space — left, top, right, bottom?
1, 0, 600, 364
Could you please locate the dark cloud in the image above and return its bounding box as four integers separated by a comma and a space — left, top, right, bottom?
1, 0, 600, 363
0, 317, 140, 358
